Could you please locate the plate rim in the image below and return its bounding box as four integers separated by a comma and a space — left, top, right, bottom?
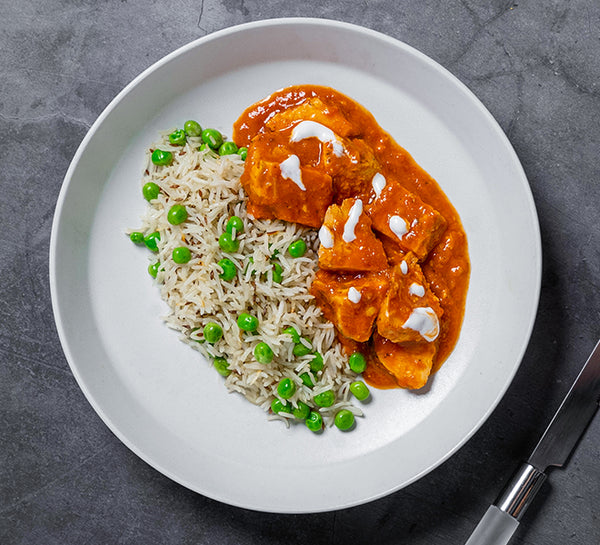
49, 17, 542, 513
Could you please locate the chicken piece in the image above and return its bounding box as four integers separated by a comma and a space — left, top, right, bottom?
240, 133, 334, 228
361, 347, 402, 389
274, 119, 379, 201
377, 253, 443, 344
311, 270, 390, 342
318, 198, 388, 272
365, 178, 447, 260
378, 233, 407, 266
328, 138, 380, 202
265, 97, 355, 138
372, 332, 437, 389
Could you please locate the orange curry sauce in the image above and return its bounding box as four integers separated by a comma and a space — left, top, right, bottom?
233, 85, 470, 390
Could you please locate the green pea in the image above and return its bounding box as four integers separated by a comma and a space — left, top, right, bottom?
201, 128, 223, 150
148, 261, 160, 278
277, 378, 296, 399
219, 141, 238, 156
349, 352, 367, 373
334, 409, 355, 431
142, 182, 160, 201
144, 231, 161, 252
350, 381, 370, 401
283, 326, 301, 344
203, 322, 223, 344
293, 340, 312, 357
288, 239, 307, 258
299, 372, 314, 388
218, 258, 237, 281
313, 390, 335, 408
169, 129, 187, 146
167, 204, 188, 225
226, 216, 244, 236
254, 342, 274, 364
237, 313, 258, 332
306, 411, 323, 432
309, 352, 324, 373
292, 401, 311, 420
271, 398, 291, 415
214, 357, 231, 377
130, 231, 144, 244
184, 120, 202, 137
272, 262, 283, 283
218, 232, 239, 253
237, 146, 248, 161
151, 149, 173, 166
172, 246, 192, 264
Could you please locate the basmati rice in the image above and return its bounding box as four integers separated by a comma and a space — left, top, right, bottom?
131, 130, 364, 429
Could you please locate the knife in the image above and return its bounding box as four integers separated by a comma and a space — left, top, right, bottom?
464, 339, 600, 545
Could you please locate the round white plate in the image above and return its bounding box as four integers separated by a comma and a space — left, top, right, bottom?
50, 18, 541, 513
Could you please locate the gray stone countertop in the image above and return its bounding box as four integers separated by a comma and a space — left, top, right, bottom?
1, 1, 599, 544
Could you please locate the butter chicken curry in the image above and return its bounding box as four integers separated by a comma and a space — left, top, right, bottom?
233, 85, 470, 391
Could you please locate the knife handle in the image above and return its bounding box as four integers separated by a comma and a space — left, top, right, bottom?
464, 463, 547, 545
464, 505, 520, 545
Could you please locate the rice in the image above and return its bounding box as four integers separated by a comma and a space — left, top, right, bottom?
131, 130, 363, 428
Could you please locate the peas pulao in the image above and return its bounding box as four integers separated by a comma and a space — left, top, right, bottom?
130, 122, 366, 433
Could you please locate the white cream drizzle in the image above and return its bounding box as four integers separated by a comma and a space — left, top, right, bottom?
371, 172, 386, 199
348, 287, 362, 304
342, 199, 363, 243
400, 260, 408, 275
290, 121, 344, 157
402, 307, 439, 342
279, 154, 305, 191
409, 283, 425, 297
318, 225, 334, 248
389, 215, 408, 240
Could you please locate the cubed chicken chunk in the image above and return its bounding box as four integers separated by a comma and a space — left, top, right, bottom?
311, 270, 390, 342
279, 120, 379, 201
377, 253, 443, 344
240, 134, 334, 228
372, 332, 438, 390
329, 138, 380, 203
378, 233, 407, 266
318, 198, 388, 272
365, 178, 447, 260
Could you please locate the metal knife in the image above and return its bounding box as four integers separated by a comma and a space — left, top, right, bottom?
464, 339, 600, 545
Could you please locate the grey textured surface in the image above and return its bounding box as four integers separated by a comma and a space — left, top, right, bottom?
1, 1, 599, 544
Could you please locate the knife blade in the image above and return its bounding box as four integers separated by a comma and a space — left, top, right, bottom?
464, 338, 600, 545
528, 338, 600, 470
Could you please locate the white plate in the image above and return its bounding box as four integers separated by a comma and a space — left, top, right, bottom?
50, 18, 541, 513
